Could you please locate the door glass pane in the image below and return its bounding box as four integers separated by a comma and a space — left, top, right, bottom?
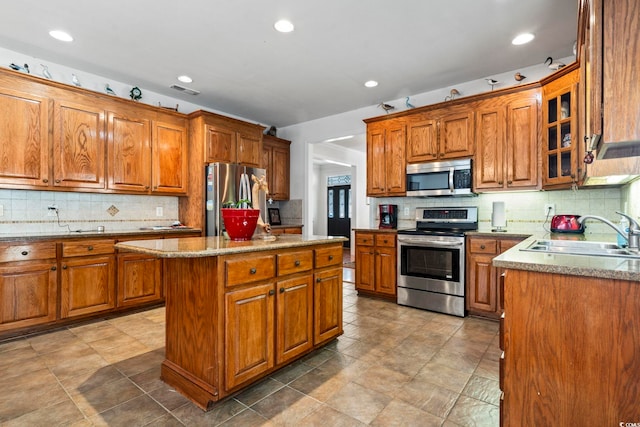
339, 189, 345, 219
348, 189, 352, 219
328, 189, 334, 218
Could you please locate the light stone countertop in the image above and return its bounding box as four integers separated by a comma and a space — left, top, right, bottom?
0, 227, 201, 242
115, 235, 348, 258
493, 233, 640, 282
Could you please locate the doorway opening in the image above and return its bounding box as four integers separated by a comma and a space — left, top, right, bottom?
327, 175, 351, 248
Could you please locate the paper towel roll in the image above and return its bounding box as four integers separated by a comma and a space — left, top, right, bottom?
492, 201, 506, 230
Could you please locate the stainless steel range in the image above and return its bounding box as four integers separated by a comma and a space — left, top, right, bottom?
397, 206, 478, 317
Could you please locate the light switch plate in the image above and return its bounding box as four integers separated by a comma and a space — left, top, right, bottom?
0, 204, 3, 216
404, 206, 410, 216
156, 207, 163, 217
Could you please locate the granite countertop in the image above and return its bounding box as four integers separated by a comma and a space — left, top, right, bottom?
115, 234, 348, 258
352, 228, 398, 233
0, 227, 201, 242
270, 224, 304, 229
493, 233, 640, 281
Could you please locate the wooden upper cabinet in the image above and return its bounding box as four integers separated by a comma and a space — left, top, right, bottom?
406, 107, 474, 163
237, 132, 261, 167
366, 120, 406, 197
152, 116, 188, 194
205, 124, 236, 164
0, 85, 50, 188
52, 97, 106, 189
474, 89, 540, 192
107, 110, 152, 192
262, 135, 290, 201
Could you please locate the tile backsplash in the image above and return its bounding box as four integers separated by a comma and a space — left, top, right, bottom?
373, 187, 627, 235
0, 190, 179, 234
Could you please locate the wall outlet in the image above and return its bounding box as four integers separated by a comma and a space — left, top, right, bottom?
544, 203, 555, 217
156, 206, 163, 217
0, 204, 3, 217
404, 206, 410, 217
47, 205, 57, 216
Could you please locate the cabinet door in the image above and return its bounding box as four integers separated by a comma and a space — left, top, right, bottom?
366, 124, 386, 195
439, 111, 474, 159
152, 119, 188, 194
0, 87, 49, 187
60, 255, 115, 318
313, 267, 342, 344
0, 260, 57, 332
107, 112, 151, 192
204, 125, 236, 163
52, 98, 106, 189
474, 106, 505, 190
225, 283, 275, 390
117, 252, 162, 307
375, 247, 397, 296
237, 132, 261, 167
276, 275, 313, 364
270, 143, 290, 200
355, 245, 375, 292
467, 253, 498, 315
507, 96, 539, 189
407, 119, 438, 162
384, 123, 406, 195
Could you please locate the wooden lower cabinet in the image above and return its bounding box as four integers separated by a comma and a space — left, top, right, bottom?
354, 231, 397, 300
161, 242, 344, 410
466, 235, 524, 318
60, 254, 115, 318
270, 226, 303, 235
501, 269, 640, 425
117, 252, 162, 307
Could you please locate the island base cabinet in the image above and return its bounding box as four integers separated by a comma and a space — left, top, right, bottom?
0, 260, 57, 332
501, 269, 640, 425
313, 267, 343, 345
276, 275, 313, 364
117, 253, 162, 307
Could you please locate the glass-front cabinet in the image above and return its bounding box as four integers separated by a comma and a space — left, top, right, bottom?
542, 66, 579, 188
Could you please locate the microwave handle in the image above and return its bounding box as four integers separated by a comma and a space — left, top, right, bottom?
449, 167, 455, 193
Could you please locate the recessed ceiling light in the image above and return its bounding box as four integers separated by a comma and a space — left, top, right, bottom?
512, 33, 535, 45
177, 75, 193, 83
49, 30, 73, 42
274, 20, 294, 33
364, 80, 378, 88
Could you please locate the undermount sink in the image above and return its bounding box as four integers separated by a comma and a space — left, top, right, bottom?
520, 239, 640, 259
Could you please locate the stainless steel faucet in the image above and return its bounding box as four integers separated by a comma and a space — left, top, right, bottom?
578, 211, 640, 250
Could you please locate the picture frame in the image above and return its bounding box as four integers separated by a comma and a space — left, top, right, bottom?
268, 208, 281, 225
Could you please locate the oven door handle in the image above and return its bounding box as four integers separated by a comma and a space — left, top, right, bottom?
398, 238, 463, 247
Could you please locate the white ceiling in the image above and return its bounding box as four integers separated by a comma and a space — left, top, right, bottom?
0, 0, 577, 128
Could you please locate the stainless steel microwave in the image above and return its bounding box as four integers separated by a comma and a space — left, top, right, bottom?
406, 158, 474, 197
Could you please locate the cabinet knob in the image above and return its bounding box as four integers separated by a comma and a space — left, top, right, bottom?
269, 289, 275, 296
280, 287, 285, 293
87, 246, 94, 251
498, 181, 503, 185
480, 245, 486, 249
21, 250, 28, 256
328, 255, 333, 261
250, 268, 257, 274
55, 179, 61, 183
316, 277, 322, 283
145, 186, 150, 190
51, 266, 56, 271
383, 239, 388, 243
42, 179, 48, 183
507, 180, 512, 185
62, 265, 67, 270
294, 260, 300, 267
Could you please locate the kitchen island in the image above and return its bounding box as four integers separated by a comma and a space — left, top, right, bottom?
493, 237, 640, 426
115, 235, 346, 410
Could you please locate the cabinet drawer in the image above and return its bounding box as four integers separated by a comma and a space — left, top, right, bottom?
226, 255, 276, 287
0, 242, 57, 263
315, 245, 343, 269
375, 234, 396, 248
62, 240, 115, 257
277, 250, 313, 276
468, 238, 498, 254
355, 233, 375, 246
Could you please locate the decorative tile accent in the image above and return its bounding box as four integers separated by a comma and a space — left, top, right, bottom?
107, 205, 120, 216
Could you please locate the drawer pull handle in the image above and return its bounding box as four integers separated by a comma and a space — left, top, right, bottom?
51, 266, 56, 271
250, 268, 257, 274
294, 260, 300, 266
280, 287, 285, 293
480, 245, 485, 250
21, 251, 29, 256
328, 255, 333, 261
269, 289, 275, 296
88, 246, 94, 251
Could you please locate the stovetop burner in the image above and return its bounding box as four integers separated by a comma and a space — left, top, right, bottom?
397, 228, 469, 237
399, 206, 478, 237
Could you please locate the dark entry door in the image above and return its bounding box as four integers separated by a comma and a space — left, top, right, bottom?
327, 185, 350, 248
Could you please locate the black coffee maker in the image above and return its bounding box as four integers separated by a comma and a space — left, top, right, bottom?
379, 204, 398, 229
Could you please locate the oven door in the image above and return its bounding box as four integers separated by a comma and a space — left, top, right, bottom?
397, 237, 465, 296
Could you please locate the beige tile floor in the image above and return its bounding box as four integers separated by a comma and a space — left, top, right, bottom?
0, 267, 500, 426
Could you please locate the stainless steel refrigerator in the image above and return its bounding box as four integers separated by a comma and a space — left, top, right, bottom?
205, 163, 267, 236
